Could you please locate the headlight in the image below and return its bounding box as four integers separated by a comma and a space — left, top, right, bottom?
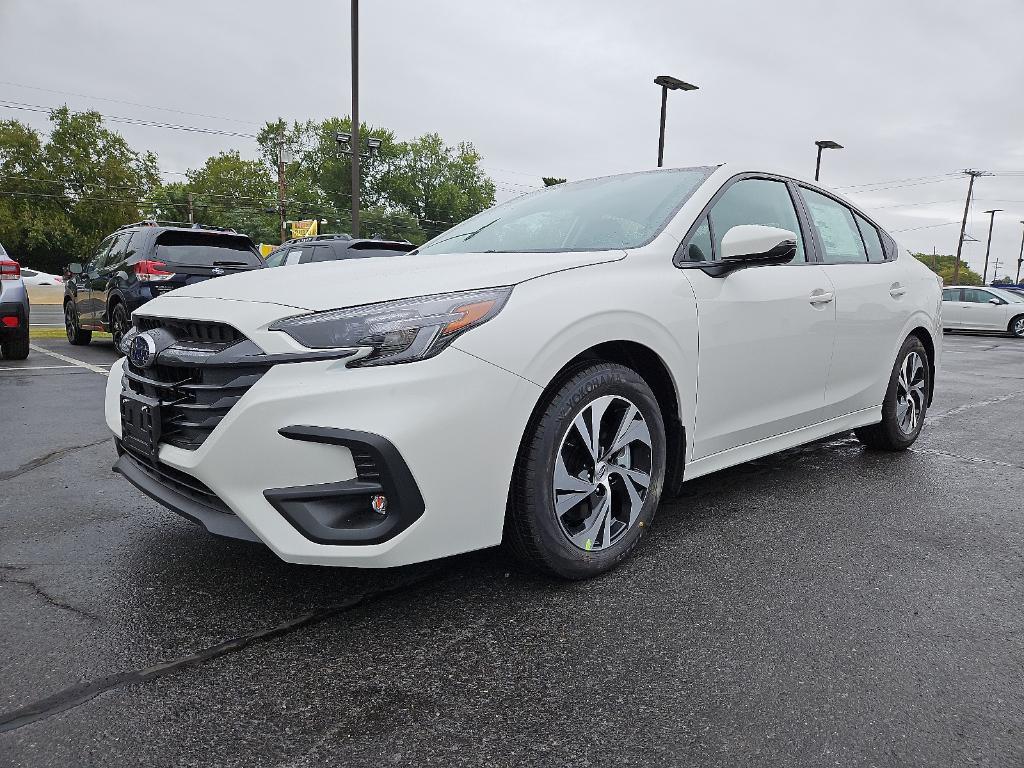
270, 286, 512, 366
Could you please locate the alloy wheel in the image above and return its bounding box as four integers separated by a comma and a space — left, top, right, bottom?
64, 303, 77, 343
896, 351, 927, 435
552, 395, 653, 552
1014, 317, 1024, 337
111, 305, 130, 350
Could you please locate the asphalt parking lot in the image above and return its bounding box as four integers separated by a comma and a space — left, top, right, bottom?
1, 332, 1022, 767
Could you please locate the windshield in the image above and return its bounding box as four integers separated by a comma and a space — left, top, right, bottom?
415, 167, 714, 255
154, 231, 262, 267
990, 287, 1024, 303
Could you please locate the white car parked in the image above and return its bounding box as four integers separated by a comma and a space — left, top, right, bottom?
941, 285, 1024, 337
106, 164, 942, 578
19, 268, 63, 287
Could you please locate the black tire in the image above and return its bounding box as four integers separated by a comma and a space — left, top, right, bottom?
855, 336, 930, 451
1008, 315, 1024, 338
65, 301, 92, 346
1, 326, 29, 360
506, 362, 666, 579
110, 301, 130, 350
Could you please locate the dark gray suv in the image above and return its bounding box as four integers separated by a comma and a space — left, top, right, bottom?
0, 242, 30, 360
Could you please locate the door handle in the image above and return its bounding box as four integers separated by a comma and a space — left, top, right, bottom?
889, 282, 907, 298
809, 290, 834, 305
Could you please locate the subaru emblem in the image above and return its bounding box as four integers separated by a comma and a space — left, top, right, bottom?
128, 332, 158, 369
211, 267, 225, 276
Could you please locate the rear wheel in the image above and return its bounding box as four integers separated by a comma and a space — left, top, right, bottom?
506, 362, 666, 579
110, 302, 130, 350
1, 326, 29, 360
855, 336, 930, 451
65, 302, 91, 346
1008, 315, 1024, 338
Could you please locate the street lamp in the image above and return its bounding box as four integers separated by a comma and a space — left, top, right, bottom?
654, 75, 698, 168
981, 209, 1002, 284
814, 140, 843, 182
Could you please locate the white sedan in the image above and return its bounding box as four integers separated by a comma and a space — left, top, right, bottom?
106, 163, 942, 579
19, 268, 63, 286
942, 285, 1024, 337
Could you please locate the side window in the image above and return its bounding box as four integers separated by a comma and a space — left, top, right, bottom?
308, 245, 341, 263
708, 179, 806, 263
88, 236, 115, 272
801, 188, 867, 264
681, 216, 713, 262
268, 248, 306, 266
854, 213, 885, 263
22, 269, 37, 277
941, 288, 961, 301
103, 233, 133, 270
963, 288, 995, 304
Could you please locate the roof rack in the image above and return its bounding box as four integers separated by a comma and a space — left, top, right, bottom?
271, 233, 353, 249
115, 220, 237, 233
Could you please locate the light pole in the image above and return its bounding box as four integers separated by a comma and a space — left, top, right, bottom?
814, 140, 843, 182
654, 75, 697, 168
350, 0, 361, 237
981, 209, 1002, 285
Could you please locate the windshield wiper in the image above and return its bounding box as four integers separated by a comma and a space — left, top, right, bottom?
414, 218, 501, 253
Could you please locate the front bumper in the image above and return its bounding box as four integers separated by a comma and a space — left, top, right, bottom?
106, 347, 541, 567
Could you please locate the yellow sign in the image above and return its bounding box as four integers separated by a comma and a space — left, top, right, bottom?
259, 243, 276, 258
290, 219, 318, 239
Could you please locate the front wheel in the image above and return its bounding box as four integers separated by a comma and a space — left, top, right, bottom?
506, 362, 666, 579
65, 302, 91, 346
1008, 315, 1024, 338
855, 336, 930, 451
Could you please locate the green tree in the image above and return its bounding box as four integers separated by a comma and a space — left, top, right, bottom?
181, 151, 277, 242
912, 252, 983, 286
542, 176, 566, 186
0, 108, 159, 272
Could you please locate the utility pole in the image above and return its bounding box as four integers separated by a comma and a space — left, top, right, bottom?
932, 245, 937, 272
1017, 221, 1024, 285
991, 258, 1003, 282
981, 209, 1002, 284
187, 192, 194, 225
952, 169, 986, 284
350, 0, 361, 237
277, 134, 287, 244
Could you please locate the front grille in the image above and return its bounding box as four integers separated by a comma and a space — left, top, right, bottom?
135, 316, 243, 346
119, 440, 232, 515
122, 319, 269, 451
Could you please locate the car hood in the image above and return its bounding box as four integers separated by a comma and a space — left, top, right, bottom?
156, 249, 626, 311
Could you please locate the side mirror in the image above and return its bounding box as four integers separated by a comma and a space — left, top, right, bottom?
721, 225, 797, 265
68, 263, 83, 275
699, 225, 797, 277
989, 298, 1003, 305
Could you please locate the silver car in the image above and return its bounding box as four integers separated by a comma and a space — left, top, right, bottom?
0, 242, 30, 360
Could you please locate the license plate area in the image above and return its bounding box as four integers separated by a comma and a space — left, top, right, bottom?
120, 391, 162, 460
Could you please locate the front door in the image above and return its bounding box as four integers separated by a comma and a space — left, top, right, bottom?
960, 287, 1006, 330
80, 235, 115, 327
682, 177, 837, 460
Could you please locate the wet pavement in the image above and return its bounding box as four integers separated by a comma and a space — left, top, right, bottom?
1, 333, 1022, 767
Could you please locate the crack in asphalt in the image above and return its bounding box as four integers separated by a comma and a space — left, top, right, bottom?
929, 390, 1024, 423
908, 447, 1024, 471
0, 566, 98, 621
0, 437, 110, 482
0, 572, 438, 735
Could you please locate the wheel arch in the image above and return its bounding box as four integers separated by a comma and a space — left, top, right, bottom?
518, 340, 687, 498
907, 325, 936, 406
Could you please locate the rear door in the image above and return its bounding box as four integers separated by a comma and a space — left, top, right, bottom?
683, 176, 837, 459
93, 232, 132, 325
941, 287, 963, 328
797, 187, 911, 415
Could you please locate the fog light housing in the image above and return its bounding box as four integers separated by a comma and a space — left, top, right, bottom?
371, 495, 387, 516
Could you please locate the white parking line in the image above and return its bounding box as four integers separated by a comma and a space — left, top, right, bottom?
28, 344, 110, 375
0, 365, 78, 371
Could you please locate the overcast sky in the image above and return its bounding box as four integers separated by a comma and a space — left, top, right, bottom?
3, 0, 1024, 276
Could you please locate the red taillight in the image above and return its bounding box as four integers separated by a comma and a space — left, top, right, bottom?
0, 260, 20, 281
134, 259, 172, 282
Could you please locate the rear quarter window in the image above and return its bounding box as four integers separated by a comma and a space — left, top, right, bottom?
154, 231, 262, 267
